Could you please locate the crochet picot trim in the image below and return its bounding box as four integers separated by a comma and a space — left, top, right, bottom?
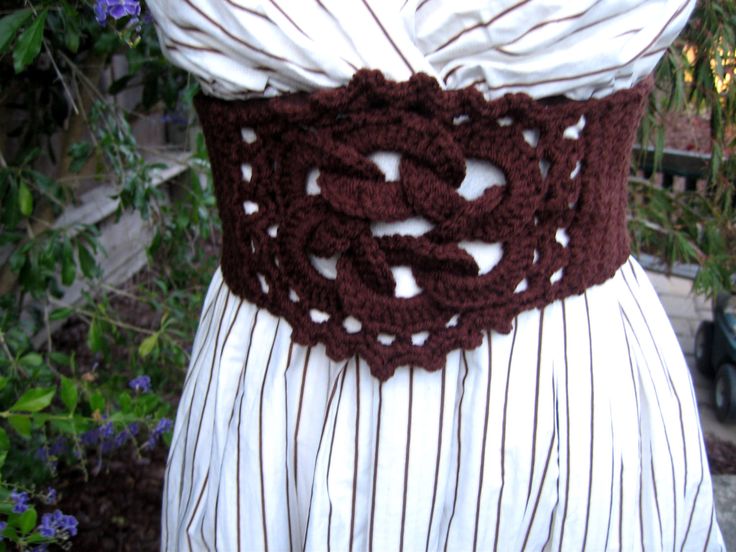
195, 70, 651, 381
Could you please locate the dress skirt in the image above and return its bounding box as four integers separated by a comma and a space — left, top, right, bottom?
160, 257, 725, 551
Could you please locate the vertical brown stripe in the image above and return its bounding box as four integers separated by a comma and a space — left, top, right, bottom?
493, 320, 519, 552
581, 292, 595, 551
284, 341, 295, 552
619, 303, 644, 548
651, 453, 664, 543
619, 304, 675, 545
521, 429, 556, 550
302, 363, 344, 552
237, 309, 261, 552
525, 313, 545, 509
619, 460, 625, 550
182, 279, 226, 390
368, 382, 384, 552
702, 509, 714, 551
603, 420, 615, 550
472, 337, 493, 552
680, 445, 705, 551
558, 303, 571, 550
623, 269, 690, 521
627, 258, 640, 285
349, 356, 361, 551
180, 292, 231, 527
187, 471, 210, 552
444, 353, 470, 551
188, 298, 244, 550
211, 302, 250, 549
425, 364, 447, 552
326, 364, 350, 552
399, 367, 415, 552
293, 346, 312, 493
164, 279, 225, 550
258, 319, 281, 552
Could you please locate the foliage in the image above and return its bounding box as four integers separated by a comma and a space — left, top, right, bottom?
632, 0, 736, 298
0, 0, 216, 548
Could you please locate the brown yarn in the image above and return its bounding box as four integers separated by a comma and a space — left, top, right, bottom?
195, 70, 651, 381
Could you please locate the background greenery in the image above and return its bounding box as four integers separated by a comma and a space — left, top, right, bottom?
0, 0, 734, 548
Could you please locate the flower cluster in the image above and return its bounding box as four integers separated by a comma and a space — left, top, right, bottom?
128, 374, 151, 393
37, 509, 78, 538
0, 520, 6, 541
94, 0, 141, 25
10, 491, 30, 514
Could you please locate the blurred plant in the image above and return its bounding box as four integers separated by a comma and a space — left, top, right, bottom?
0, 0, 216, 547
632, 0, 736, 298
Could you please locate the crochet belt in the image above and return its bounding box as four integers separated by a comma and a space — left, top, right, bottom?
195, 70, 651, 381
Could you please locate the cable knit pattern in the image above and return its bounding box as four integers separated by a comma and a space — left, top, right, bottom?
194, 70, 651, 380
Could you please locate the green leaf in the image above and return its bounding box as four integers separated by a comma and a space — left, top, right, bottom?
10, 387, 55, 413
89, 390, 105, 413
61, 240, 76, 286
77, 243, 97, 279
18, 352, 43, 369
0, 450, 7, 472
49, 351, 71, 366
138, 333, 158, 358
87, 317, 103, 353
18, 181, 33, 216
16, 507, 37, 535
62, 6, 80, 54
0, 9, 32, 53
61, 376, 78, 413
12, 9, 47, 73
119, 391, 132, 413
8, 416, 31, 438
50, 307, 73, 321
0, 427, 9, 451
0, 376, 7, 392
68, 142, 93, 173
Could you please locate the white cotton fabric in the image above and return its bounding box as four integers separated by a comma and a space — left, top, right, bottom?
148, 0, 694, 100
147, 1, 726, 550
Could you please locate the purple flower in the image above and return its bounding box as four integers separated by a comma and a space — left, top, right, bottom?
10, 490, 29, 514
154, 417, 173, 435
94, 0, 141, 25
81, 427, 99, 446
38, 513, 56, 537
0, 520, 6, 541
38, 510, 78, 539
113, 430, 129, 449
128, 374, 151, 393
127, 422, 141, 436
43, 487, 58, 505
143, 417, 173, 449
49, 437, 68, 456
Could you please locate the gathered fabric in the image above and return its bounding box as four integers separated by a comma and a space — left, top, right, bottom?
195, 70, 651, 380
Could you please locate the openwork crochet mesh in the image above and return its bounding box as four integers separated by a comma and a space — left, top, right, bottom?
195, 70, 651, 381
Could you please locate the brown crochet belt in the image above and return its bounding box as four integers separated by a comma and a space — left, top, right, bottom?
195, 70, 651, 380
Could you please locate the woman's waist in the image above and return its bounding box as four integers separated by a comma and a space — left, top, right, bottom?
195, 70, 651, 380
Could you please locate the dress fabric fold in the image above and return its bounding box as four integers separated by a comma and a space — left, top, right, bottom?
147, 1, 726, 549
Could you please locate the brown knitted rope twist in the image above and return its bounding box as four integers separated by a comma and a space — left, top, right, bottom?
195, 70, 651, 381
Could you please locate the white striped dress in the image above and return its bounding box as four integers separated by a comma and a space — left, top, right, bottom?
147, 1, 726, 550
